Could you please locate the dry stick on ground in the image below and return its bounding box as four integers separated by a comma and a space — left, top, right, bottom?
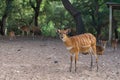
57, 29, 98, 72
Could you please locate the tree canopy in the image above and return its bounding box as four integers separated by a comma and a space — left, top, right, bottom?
0, 0, 120, 38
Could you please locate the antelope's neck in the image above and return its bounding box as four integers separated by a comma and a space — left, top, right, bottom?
63, 36, 72, 47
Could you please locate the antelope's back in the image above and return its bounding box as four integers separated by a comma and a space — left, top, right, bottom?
20, 26, 30, 31
85, 33, 96, 46
9, 31, 15, 37
70, 33, 96, 52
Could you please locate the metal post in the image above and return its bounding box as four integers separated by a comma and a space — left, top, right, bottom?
109, 5, 112, 43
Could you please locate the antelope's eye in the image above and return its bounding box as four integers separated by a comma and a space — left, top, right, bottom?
60, 33, 62, 35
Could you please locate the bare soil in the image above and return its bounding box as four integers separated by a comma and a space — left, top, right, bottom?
0, 36, 120, 80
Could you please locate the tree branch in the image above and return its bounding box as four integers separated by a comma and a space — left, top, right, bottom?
61, 0, 80, 17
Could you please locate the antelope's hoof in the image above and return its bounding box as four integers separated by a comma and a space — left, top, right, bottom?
75, 67, 77, 72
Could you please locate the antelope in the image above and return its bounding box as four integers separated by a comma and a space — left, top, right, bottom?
96, 45, 104, 55
18, 26, 30, 36
111, 39, 118, 51
57, 29, 98, 72
100, 40, 107, 49
9, 31, 16, 40
30, 26, 41, 39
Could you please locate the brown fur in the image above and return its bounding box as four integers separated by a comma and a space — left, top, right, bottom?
100, 40, 107, 49
9, 31, 16, 40
96, 45, 104, 55
31, 26, 40, 32
30, 26, 41, 39
18, 26, 30, 36
111, 39, 118, 51
57, 29, 98, 72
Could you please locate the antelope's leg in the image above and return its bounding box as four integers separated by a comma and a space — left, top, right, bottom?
92, 46, 99, 71
90, 53, 93, 70
22, 31, 24, 36
95, 54, 99, 72
95, 53, 98, 71
27, 31, 29, 36
75, 58, 77, 72
75, 53, 79, 72
70, 55, 73, 72
114, 46, 116, 51
32, 32, 35, 40
89, 47, 93, 70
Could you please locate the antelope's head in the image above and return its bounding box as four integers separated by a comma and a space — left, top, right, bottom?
100, 40, 107, 49
57, 29, 71, 41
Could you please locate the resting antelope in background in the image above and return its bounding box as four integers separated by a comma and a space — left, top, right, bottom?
9, 31, 16, 40
57, 29, 98, 72
18, 26, 30, 36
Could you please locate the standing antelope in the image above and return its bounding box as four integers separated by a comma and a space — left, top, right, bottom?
57, 29, 98, 72
100, 40, 107, 49
111, 39, 118, 51
30, 26, 41, 39
18, 26, 30, 36
9, 31, 16, 40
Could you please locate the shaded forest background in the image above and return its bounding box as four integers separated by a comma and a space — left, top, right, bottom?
0, 0, 120, 39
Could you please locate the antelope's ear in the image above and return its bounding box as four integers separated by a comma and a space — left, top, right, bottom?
66, 29, 71, 34
56, 29, 60, 33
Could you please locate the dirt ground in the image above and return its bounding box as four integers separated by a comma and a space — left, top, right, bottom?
0, 36, 120, 80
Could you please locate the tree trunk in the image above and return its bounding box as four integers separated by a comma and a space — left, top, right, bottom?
61, 0, 85, 34
0, 14, 7, 35
114, 28, 118, 39
112, 18, 118, 39
34, 10, 39, 26
90, 0, 102, 41
29, 0, 42, 26
96, 26, 102, 40
0, 0, 13, 35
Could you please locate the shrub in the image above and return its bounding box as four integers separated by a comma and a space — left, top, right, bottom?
41, 21, 57, 37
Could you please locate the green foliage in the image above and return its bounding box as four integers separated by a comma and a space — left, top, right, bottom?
111, 0, 120, 3
117, 27, 120, 33
40, 0, 75, 30
41, 21, 57, 37
0, 1, 5, 18
72, 0, 110, 35
0, 0, 120, 37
